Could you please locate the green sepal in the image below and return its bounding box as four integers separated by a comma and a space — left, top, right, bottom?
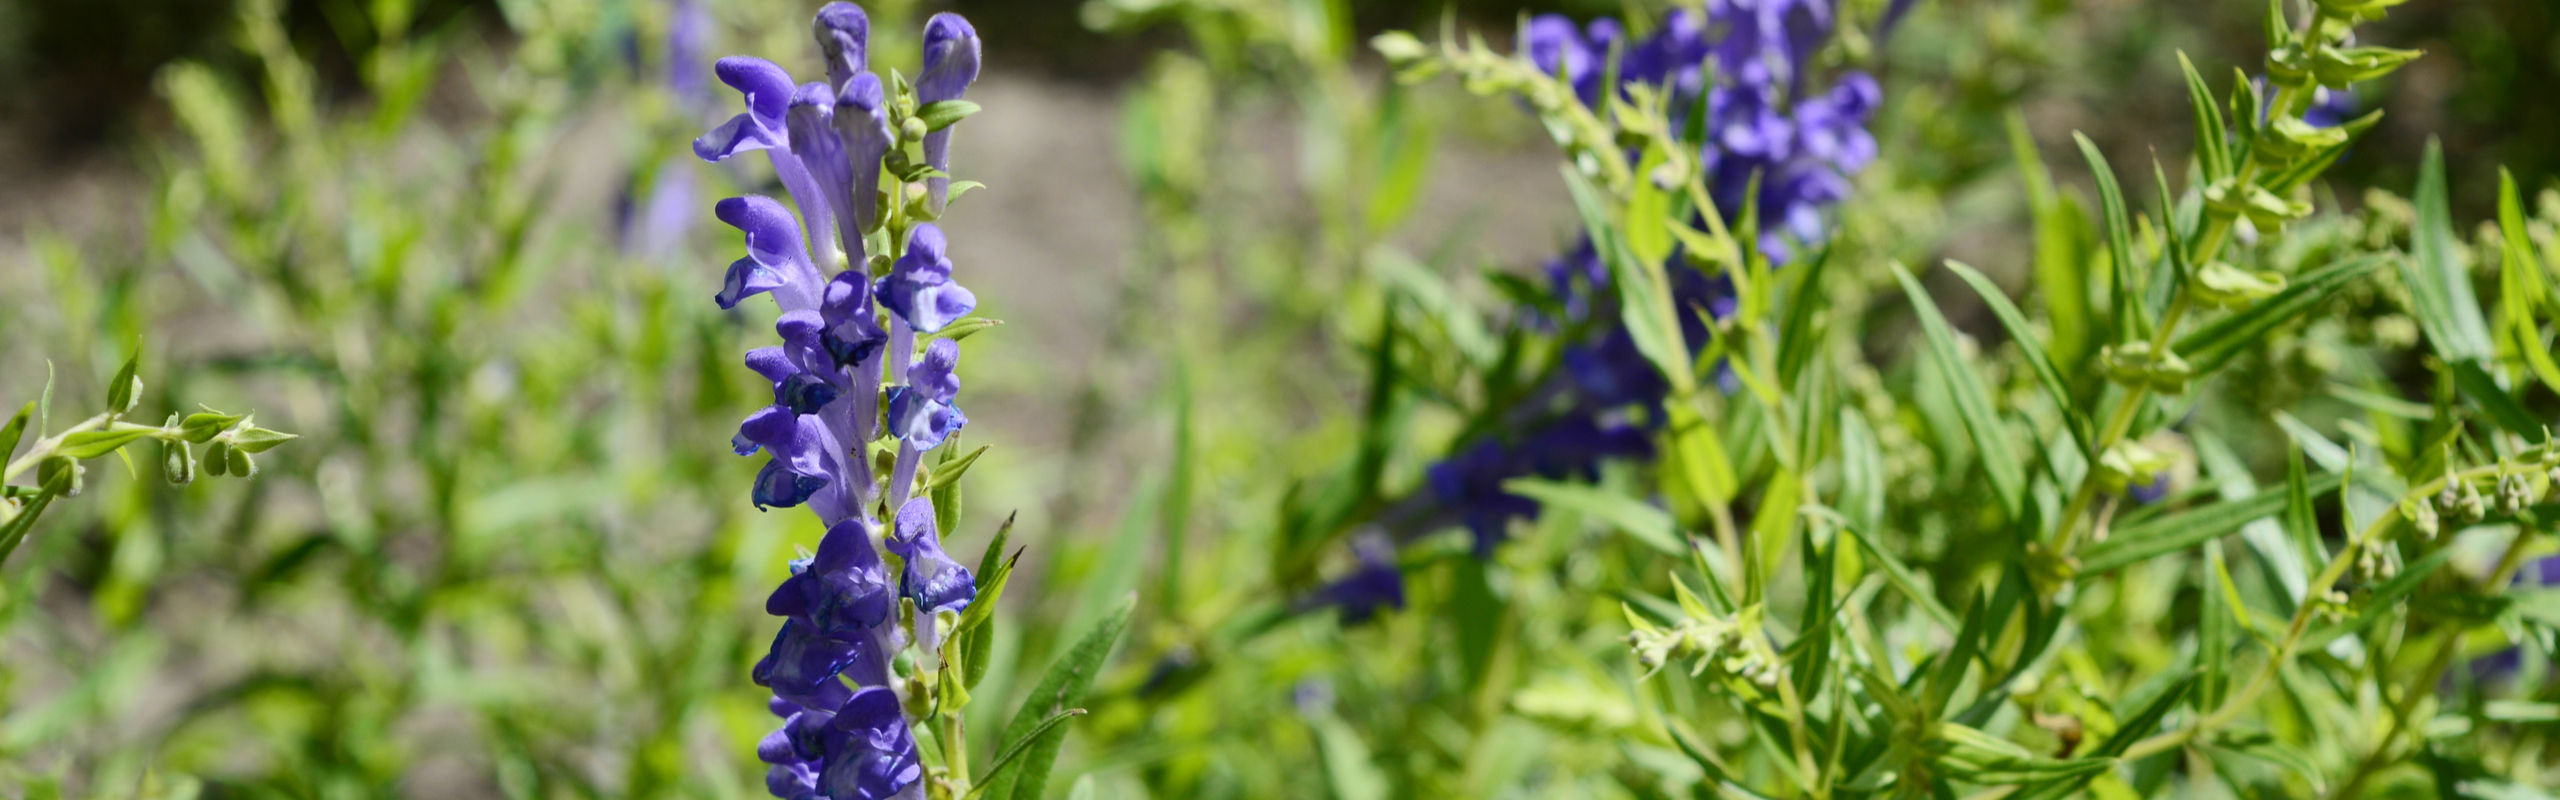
2313, 0, 2411, 22
180, 410, 244, 443
2312, 45, 2422, 87
2190, 262, 2289, 310
2202, 177, 2310, 230
203, 440, 232, 477
162, 439, 195, 486
227, 424, 298, 454
2252, 116, 2349, 164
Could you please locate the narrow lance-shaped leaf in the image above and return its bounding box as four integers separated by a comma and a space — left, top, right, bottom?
1891, 262, 2026, 520
2400, 139, 2495, 363
1945, 259, 2092, 455
2176, 254, 2391, 372
2073, 135, 2148, 347
2079, 472, 2344, 574
2177, 52, 2232, 181
0, 402, 30, 463
2009, 114, 2093, 365
2452, 361, 2545, 442
1503, 478, 1683, 555
979, 593, 1136, 800
2497, 168, 2560, 395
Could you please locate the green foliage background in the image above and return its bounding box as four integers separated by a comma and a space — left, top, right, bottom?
2, 0, 2557, 798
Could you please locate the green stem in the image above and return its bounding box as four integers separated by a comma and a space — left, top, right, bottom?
1, 412, 113, 483
2053, 294, 2190, 556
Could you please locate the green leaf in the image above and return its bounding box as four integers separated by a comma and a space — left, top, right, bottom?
925, 446, 989, 493
227, 425, 298, 454
928, 317, 1005, 343
2009, 112, 2093, 365
2400, 139, 2496, 363
2198, 541, 2232, 708
1836, 409, 1886, 531
1838, 521, 1959, 632
1661, 402, 1738, 514
2452, 361, 2544, 442
104, 346, 142, 417
2285, 444, 2328, 568
2078, 472, 2344, 574
57, 429, 155, 460
1311, 714, 1389, 800
972, 709, 1088, 793
915, 100, 982, 133
1501, 478, 1681, 555
0, 467, 71, 567
1563, 165, 1693, 395
0, 402, 30, 462
2074, 133, 2144, 344
1891, 262, 2025, 520
38, 361, 55, 438
1364, 88, 1435, 234
1626, 148, 1675, 268
1369, 246, 1497, 369
2177, 53, 2233, 181
1944, 259, 2091, 454
961, 514, 1017, 690
2496, 169, 2560, 395
2175, 254, 2390, 372
980, 593, 1135, 800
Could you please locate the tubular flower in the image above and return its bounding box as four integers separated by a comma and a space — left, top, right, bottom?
701, 5, 993, 798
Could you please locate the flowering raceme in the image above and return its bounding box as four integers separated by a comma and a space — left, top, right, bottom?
1403, 1, 1879, 565
694, 4, 990, 797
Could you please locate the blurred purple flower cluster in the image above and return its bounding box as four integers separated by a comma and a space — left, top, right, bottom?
1427, 2, 1878, 558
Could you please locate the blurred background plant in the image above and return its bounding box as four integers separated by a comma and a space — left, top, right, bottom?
3, 0, 2558, 797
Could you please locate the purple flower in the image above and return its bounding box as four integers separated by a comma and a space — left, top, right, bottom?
887, 497, 977, 618
820, 271, 890, 368
768, 518, 898, 639
697, 57, 797, 162
1306, 535, 1405, 624
2304, 86, 2356, 129
716, 196, 826, 312
786, 82, 852, 262
2128, 473, 2172, 504
875, 224, 978, 334
918, 13, 981, 215
819, 687, 924, 800
754, 618, 866, 700
812, 2, 871, 93
886, 339, 968, 451
833, 73, 894, 240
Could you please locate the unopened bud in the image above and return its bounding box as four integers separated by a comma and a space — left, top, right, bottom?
163, 440, 194, 486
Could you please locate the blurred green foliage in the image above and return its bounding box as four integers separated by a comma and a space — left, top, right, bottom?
6, 0, 2560, 798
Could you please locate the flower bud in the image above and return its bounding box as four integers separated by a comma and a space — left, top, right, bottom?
203, 440, 232, 477
2411, 499, 2440, 538
163, 440, 195, 486
37, 456, 81, 498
